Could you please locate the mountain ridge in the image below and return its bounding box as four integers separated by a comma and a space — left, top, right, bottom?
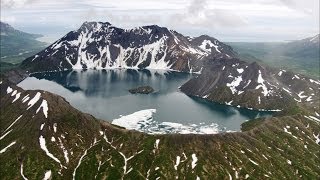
0, 21, 42, 38
1, 78, 319, 179
21, 21, 236, 73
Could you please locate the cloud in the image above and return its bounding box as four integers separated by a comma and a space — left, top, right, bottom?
73, 8, 161, 28
0, 0, 318, 42
187, 0, 207, 14
278, 0, 317, 14
169, 0, 247, 29
1, 0, 38, 8
0, 15, 16, 23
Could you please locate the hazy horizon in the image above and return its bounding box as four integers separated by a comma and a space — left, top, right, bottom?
1, 0, 319, 43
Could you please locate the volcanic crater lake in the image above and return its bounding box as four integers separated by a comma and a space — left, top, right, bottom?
18, 69, 272, 134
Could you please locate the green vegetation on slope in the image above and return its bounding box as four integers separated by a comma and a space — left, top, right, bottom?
227, 42, 320, 78
0, 61, 18, 73
0, 22, 47, 69
0, 78, 319, 179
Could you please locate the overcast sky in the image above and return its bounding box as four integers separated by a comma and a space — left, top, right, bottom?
1, 0, 319, 42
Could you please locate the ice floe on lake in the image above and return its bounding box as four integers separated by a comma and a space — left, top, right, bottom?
112, 109, 222, 134
112, 109, 156, 130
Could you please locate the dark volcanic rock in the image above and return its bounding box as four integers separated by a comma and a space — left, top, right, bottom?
20, 21, 236, 73
1, 69, 28, 84
180, 57, 320, 112
129, 86, 154, 94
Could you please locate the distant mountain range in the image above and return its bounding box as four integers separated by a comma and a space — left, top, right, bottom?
227, 34, 320, 78
0, 22, 42, 38
285, 34, 319, 58
0, 22, 47, 71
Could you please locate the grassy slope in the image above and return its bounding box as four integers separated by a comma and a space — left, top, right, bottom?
0, 79, 319, 179
0, 23, 47, 66
0, 62, 18, 73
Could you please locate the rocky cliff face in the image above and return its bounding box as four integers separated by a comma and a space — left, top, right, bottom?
180, 56, 320, 112
21, 22, 236, 73
1, 78, 319, 179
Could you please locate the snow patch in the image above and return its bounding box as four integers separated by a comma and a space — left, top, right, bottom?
237, 68, 244, 74
255, 70, 271, 96
202, 94, 209, 98
43, 170, 52, 180
305, 96, 313, 102
22, 95, 30, 103
199, 39, 221, 53
284, 127, 291, 134
36, 100, 49, 118
3, 115, 22, 133
20, 163, 28, 180
27, 92, 41, 110
226, 100, 233, 105
6, 86, 13, 94
31, 55, 39, 61
58, 138, 69, 164
307, 116, 320, 122
191, 153, 198, 169
0, 129, 12, 140
12, 92, 21, 103
39, 135, 61, 164
0, 141, 16, 154
282, 87, 292, 95
309, 79, 320, 85
174, 156, 180, 170
154, 139, 160, 149
292, 75, 300, 79
40, 123, 45, 130
278, 70, 286, 76
53, 123, 57, 133
11, 90, 17, 96
248, 158, 259, 165
313, 134, 319, 144
226, 75, 243, 94
297, 91, 307, 99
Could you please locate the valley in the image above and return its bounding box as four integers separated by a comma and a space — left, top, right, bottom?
0, 22, 47, 72
227, 34, 320, 78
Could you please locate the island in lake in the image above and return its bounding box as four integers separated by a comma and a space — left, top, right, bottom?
129, 85, 154, 94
